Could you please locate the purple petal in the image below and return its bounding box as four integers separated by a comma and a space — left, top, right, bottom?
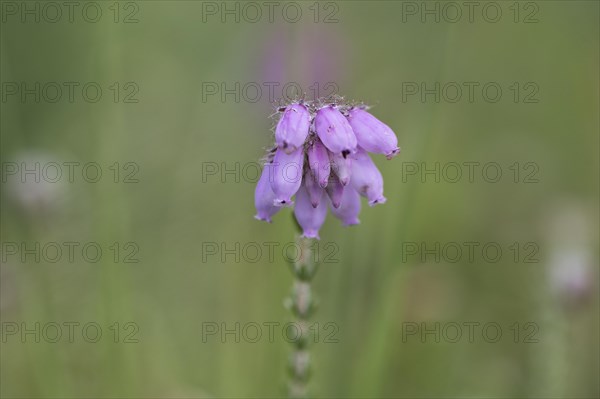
330, 186, 361, 226
347, 108, 400, 159
294, 184, 328, 239
254, 164, 280, 222
270, 148, 304, 206
350, 148, 386, 206
325, 173, 344, 209
314, 105, 357, 155
304, 169, 324, 208
275, 103, 310, 153
329, 152, 352, 186
307, 139, 331, 188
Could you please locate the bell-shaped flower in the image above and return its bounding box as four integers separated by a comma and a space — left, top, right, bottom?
275, 103, 311, 153
314, 105, 357, 156
350, 148, 386, 206
329, 152, 352, 186
347, 108, 400, 159
325, 173, 344, 209
307, 138, 331, 188
294, 184, 328, 239
270, 147, 304, 206
304, 169, 324, 208
254, 163, 280, 222
330, 186, 361, 226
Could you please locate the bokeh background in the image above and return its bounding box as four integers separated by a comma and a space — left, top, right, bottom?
1, 1, 599, 398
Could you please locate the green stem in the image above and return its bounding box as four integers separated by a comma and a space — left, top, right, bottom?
286, 236, 319, 398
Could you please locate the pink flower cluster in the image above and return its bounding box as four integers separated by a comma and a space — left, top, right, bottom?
255, 98, 400, 239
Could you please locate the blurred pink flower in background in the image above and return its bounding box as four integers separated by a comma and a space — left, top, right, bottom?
545, 201, 597, 307
259, 24, 348, 105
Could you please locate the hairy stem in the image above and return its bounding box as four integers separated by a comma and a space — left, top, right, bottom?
286, 236, 319, 398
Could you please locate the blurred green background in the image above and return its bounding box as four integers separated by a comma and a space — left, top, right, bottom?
1, 1, 599, 398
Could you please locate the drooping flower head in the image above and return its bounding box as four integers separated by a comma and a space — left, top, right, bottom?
255, 96, 401, 239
